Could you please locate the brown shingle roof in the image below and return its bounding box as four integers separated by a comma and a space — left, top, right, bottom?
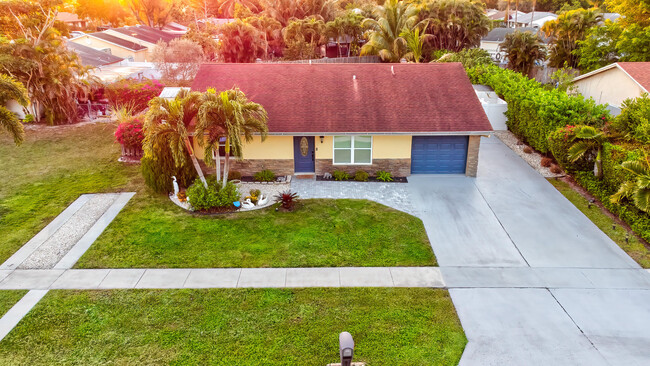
618, 62, 650, 92
191, 63, 492, 134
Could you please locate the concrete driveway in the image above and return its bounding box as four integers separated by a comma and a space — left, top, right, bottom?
409, 137, 650, 365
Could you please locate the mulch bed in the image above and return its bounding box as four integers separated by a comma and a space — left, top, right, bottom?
316, 176, 408, 183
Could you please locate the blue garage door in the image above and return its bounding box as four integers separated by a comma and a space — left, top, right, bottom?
411, 136, 468, 174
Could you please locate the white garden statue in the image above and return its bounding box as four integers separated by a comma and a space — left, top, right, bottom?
172, 176, 179, 196
257, 194, 268, 206
241, 198, 255, 209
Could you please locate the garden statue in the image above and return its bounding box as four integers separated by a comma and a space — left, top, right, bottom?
241, 199, 255, 209
172, 176, 179, 196
258, 194, 269, 206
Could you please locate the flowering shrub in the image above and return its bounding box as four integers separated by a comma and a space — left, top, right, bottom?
115, 118, 144, 148
105, 78, 164, 112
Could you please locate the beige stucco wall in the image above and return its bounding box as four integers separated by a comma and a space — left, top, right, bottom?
574, 67, 645, 108
69, 35, 147, 62
192, 135, 293, 160
316, 135, 412, 160
103, 30, 157, 60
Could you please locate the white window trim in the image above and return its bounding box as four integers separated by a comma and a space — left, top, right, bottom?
332, 136, 373, 165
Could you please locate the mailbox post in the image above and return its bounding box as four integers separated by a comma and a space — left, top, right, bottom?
339, 332, 354, 366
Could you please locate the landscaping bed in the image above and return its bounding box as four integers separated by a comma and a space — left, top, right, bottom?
316, 175, 408, 183
0, 291, 27, 318
0, 288, 466, 365
75, 198, 436, 268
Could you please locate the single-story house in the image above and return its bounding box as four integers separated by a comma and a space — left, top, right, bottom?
480, 27, 548, 61
512, 12, 557, 28
103, 26, 180, 59
573, 62, 650, 115
488, 10, 528, 27
56, 12, 87, 30
69, 32, 148, 62
66, 42, 124, 67
190, 63, 492, 177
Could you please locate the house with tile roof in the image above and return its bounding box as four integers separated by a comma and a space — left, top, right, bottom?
190, 63, 492, 177
66, 42, 124, 67
573, 62, 650, 115
69, 32, 149, 62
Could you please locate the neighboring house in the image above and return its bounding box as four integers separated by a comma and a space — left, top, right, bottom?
69, 32, 148, 62
513, 12, 557, 28
489, 10, 528, 27
104, 25, 180, 59
190, 63, 492, 177
56, 12, 87, 30
480, 27, 547, 61
162, 22, 188, 36
573, 62, 650, 115
67, 42, 124, 67
601, 13, 621, 23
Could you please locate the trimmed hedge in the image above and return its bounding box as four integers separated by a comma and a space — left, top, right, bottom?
574, 171, 650, 243
467, 64, 609, 153
547, 125, 592, 172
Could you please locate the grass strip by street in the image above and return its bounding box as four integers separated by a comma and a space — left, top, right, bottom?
76, 198, 436, 268
0, 291, 27, 318
549, 178, 650, 268
0, 288, 466, 365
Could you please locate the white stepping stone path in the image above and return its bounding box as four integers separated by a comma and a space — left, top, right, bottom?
0, 192, 135, 342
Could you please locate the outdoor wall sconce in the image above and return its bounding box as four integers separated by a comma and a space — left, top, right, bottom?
320, 136, 324, 143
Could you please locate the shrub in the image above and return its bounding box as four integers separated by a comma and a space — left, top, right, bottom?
612, 94, 650, 144
550, 165, 562, 174
575, 171, 650, 243
228, 170, 242, 180
540, 157, 553, 167
548, 125, 592, 172
141, 147, 196, 194
376, 170, 393, 182
104, 78, 164, 113
467, 64, 609, 153
274, 190, 299, 210
186, 178, 240, 210
333, 170, 350, 181
114, 117, 144, 148
523, 146, 533, 154
254, 169, 276, 182
354, 170, 369, 182
601, 142, 646, 192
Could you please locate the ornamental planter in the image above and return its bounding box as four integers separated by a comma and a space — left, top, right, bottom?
119, 144, 143, 162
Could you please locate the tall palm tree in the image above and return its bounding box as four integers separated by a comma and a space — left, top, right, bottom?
361, 0, 423, 62
400, 25, 431, 63
611, 153, 650, 213
196, 88, 268, 188
216, 20, 266, 63
542, 8, 603, 68
568, 125, 608, 179
500, 30, 547, 76
144, 90, 208, 188
0, 74, 28, 145
418, 0, 491, 52
218, 0, 259, 18
246, 15, 283, 59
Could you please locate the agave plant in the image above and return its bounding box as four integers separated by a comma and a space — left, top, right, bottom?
567, 125, 607, 178
611, 153, 650, 213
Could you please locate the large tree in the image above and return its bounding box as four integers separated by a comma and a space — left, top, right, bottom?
360, 0, 424, 62
325, 10, 366, 57
500, 30, 547, 76
76, 0, 132, 26
121, 0, 177, 28
283, 17, 326, 60
197, 88, 269, 188
261, 0, 340, 26
216, 20, 266, 62
0, 74, 28, 145
144, 90, 208, 188
245, 15, 284, 59
604, 0, 650, 27
151, 38, 205, 86
417, 0, 491, 53
542, 7, 602, 68
576, 20, 622, 72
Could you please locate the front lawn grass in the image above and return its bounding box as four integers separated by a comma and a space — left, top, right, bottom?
0, 288, 466, 365
0, 123, 140, 264
549, 178, 650, 268
76, 198, 436, 268
0, 291, 26, 317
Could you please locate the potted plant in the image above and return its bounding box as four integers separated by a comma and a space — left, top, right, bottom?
115, 117, 144, 161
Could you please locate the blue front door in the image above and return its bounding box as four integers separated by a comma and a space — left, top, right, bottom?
293, 136, 315, 173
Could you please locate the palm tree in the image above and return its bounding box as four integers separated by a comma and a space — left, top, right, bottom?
360, 0, 423, 62
196, 88, 268, 188
0, 74, 28, 145
144, 90, 208, 188
218, 0, 259, 18
568, 125, 608, 179
611, 154, 650, 213
418, 0, 491, 52
500, 30, 547, 76
283, 17, 326, 60
542, 8, 603, 68
246, 15, 284, 59
216, 20, 266, 63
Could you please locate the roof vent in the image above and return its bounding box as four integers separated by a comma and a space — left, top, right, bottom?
391, 66, 395, 76
353, 75, 356, 80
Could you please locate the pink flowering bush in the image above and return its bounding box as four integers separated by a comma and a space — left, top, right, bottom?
105, 79, 164, 113
115, 118, 144, 148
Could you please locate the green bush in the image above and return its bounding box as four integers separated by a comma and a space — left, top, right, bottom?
333, 170, 350, 181
601, 143, 646, 192
547, 125, 592, 172
354, 170, 369, 182
228, 170, 242, 180
574, 171, 650, 243
253, 169, 276, 182
376, 170, 393, 182
612, 94, 650, 144
141, 148, 197, 194
186, 178, 240, 210
467, 64, 609, 153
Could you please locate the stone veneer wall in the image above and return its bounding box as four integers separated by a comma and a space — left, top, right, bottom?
315, 159, 411, 177
465, 135, 481, 177
199, 159, 295, 177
